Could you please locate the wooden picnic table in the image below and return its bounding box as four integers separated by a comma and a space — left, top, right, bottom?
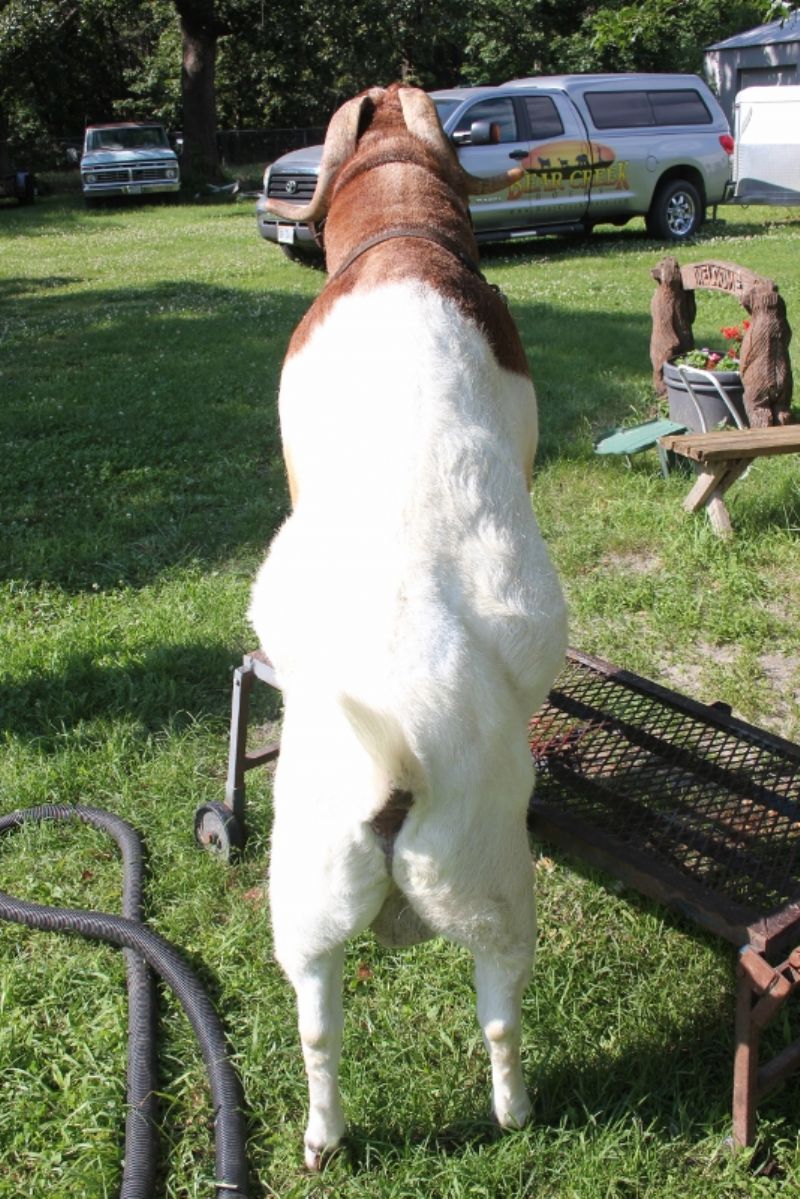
659, 424, 800, 537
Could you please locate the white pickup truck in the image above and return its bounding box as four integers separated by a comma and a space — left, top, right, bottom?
258, 73, 733, 262
80, 122, 180, 205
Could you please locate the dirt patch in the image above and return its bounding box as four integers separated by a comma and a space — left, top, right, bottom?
756, 652, 800, 736
601, 550, 663, 575
659, 641, 737, 701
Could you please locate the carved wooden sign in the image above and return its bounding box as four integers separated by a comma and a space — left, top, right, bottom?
679, 260, 776, 302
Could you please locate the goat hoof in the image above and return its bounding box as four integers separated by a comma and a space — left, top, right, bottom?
495, 1094, 532, 1130
304, 1137, 342, 1171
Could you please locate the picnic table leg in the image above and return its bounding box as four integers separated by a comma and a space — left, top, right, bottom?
682, 458, 752, 537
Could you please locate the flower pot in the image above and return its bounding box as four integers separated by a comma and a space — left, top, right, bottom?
663, 360, 748, 432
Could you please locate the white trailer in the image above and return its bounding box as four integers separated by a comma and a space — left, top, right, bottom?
731, 85, 800, 205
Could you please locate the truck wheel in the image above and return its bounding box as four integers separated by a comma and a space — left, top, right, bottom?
280, 244, 325, 270
18, 173, 35, 205
646, 179, 703, 241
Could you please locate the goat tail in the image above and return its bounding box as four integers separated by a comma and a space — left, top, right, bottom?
339, 693, 426, 798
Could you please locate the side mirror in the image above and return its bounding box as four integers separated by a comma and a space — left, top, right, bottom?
452, 120, 501, 147
469, 120, 499, 146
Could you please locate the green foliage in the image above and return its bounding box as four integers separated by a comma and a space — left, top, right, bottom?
117, 1, 182, 128
570, 0, 765, 75
0, 0, 171, 165
0, 0, 776, 169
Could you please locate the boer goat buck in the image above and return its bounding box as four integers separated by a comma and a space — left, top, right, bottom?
249, 83, 567, 1167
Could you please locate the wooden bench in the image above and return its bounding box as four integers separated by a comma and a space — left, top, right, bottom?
659, 425, 800, 537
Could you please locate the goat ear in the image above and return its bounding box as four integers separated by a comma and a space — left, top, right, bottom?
398, 86, 522, 196
398, 87, 455, 162
264, 89, 382, 222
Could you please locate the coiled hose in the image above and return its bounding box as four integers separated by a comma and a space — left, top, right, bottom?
0, 805, 249, 1199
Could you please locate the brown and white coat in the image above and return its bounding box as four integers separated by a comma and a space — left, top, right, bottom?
248, 83, 567, 1168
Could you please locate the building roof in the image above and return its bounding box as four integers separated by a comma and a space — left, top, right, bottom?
707, 12, 800, 51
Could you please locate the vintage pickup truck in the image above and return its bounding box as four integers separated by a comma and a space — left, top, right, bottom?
258, 73, 733, 262
80, 122, 180, 204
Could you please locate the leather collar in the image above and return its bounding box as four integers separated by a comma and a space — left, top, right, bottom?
326, 224, 485, 285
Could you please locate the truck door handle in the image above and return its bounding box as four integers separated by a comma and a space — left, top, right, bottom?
508, 150, 528, 160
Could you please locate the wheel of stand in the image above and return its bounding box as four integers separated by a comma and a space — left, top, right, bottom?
194, 803, 245, 862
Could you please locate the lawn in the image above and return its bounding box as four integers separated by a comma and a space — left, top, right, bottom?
2, 192, 800, 1198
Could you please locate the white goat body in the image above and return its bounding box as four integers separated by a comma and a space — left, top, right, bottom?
249, 83, 567, 1168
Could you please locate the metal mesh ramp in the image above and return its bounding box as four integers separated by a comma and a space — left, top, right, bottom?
528, 650, 800, 956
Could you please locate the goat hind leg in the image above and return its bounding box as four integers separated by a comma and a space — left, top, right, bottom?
283, 943, 347, 1169
474, 945, 533, 1128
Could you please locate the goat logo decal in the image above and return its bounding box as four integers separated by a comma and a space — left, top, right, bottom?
507, 140, 629, 199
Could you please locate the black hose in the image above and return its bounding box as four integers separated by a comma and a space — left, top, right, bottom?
0, 806, 249, 1199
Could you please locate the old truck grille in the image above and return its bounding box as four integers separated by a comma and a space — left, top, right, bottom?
90, 161, 176, 183
266, 171, 317, 203
528, 649, 800, 953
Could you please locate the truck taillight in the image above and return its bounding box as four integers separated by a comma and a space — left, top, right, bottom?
720, 134, 735, 155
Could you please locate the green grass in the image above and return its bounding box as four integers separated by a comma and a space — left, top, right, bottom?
2, 193, 800, 1197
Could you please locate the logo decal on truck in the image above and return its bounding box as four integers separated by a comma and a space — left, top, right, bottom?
508, 140, 629, 198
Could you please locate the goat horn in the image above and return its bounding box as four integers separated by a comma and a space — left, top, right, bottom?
465, 167, 525, 195
264, 89, 382, 222
398, 86, 523, 197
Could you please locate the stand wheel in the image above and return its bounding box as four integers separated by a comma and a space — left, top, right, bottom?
194, 802, 245, 862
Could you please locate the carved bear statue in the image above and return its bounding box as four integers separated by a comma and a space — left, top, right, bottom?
650, 257, 696, 396
740, 284, 793, 427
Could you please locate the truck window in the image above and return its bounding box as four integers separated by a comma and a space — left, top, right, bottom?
454, 99, 518, 143
584, 89, 712, 129
521, 96, 564, 140
584, 91, 652, 128
648, 90, 712, 125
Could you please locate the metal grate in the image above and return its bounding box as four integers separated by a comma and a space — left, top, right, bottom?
528, 650, 800, 953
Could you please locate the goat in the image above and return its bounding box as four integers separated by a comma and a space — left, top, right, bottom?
249, 83, 568, 1168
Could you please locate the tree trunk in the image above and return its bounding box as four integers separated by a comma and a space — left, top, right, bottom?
0, 103, 11, 178
178, 8, 220, 181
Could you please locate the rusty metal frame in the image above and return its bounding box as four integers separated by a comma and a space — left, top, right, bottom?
223, 645, 800, 1147
529, 648, 800, 1147
223, 651, 280, 827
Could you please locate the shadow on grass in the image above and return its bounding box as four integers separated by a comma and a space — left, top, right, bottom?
476, 212, 769, 266
333, 1003, 735, 1180
1, 278, 313, 591
0, 639, 282, 739
1, 263, 654, 597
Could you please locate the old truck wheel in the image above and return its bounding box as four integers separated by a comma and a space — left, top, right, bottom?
194, 802, 245, 862
280, 244, 325, 270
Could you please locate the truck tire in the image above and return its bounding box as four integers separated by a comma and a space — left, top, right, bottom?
280, 243, 325, 270
646, 179, 704, 241
17, 172, 35, 205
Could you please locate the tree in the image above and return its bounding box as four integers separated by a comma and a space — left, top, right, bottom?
170, 0, 231, 179
567, 0, 765, 75
0, 0, 162, 167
